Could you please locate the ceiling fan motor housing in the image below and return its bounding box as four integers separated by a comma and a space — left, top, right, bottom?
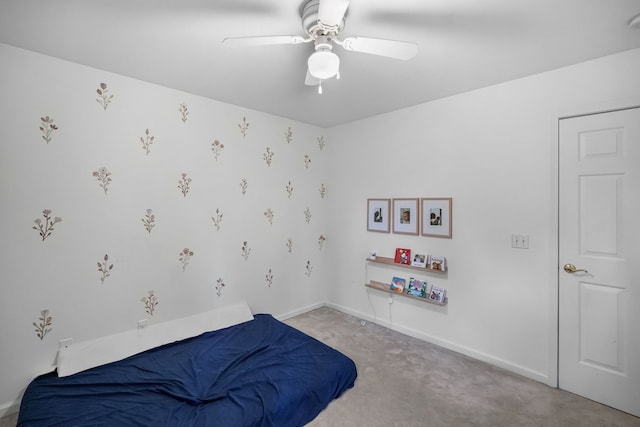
301, 0, 345, 37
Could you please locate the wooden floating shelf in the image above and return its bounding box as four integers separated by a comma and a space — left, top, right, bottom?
366, 256, 447, 274
365, 280, 448, 306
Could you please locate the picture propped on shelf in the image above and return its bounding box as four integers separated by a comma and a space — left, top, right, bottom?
390, 276, 406, 293
428, 285, 446, 303
394, 248, 411, 265
430, 255, 447, 272
407, 278, 427, 298
411, 253, 428, 268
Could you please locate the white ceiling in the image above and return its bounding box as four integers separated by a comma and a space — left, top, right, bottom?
1, 0, 640, 128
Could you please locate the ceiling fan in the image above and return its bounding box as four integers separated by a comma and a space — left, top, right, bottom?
222, 0, 418, 93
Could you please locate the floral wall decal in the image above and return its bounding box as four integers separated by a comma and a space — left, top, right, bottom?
240, 178, 248, 195
178, 102, 189, 123
142, 209, 156, 233
140, 128, 155, 155
318, 235, 326, 250
211, 208, 223, 231
97, 254, 114, 284
92, 167, 112, 195
304, 154, 311, 169
238, 116, 249, 138
285, 181, 294, 199
266, 268, 273, 288
33, 309, 53, 341
211, 139, 224, 161
141, 290, 158, 316
96, 82, 113, 111
179, 248, 194, 272
177, 173, 192, 197
285, 127, 293, 144
215, 277, 226, 297
32, 209, 62, 241
286, 238, 293, 254
39, 116, 58, 144
263, 147, 274, 166
318, 135, 326, 151
241, 241, 251, 260
305, 260, 313, 277
304, 207, 312, 224
264, 208, 274, 226
319, 183, 326, 199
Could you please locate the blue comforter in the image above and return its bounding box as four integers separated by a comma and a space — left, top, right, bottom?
18, 314, 357, 427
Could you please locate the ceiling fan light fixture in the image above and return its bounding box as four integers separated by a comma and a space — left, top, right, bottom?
308, 50, 340, 79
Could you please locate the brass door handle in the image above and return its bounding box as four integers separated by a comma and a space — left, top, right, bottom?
563, 264, 588, 274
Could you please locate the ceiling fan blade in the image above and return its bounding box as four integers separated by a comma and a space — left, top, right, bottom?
318, 0, 349, 28
305, 69, 320, 86
339, 36, 418, 60
222, 35, 307, 48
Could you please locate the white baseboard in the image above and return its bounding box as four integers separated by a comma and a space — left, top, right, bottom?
324, 301, 550, 385
275, 301, 326, 321
0, 400, 19, 418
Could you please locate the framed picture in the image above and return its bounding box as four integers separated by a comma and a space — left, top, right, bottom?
392, 198, 419, 235
367, 198, 390, 233
421, 198, 452, 238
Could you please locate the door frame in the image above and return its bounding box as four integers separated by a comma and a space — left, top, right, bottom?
550, 96, 640, 388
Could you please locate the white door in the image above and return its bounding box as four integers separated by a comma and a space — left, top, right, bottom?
558, 107, 640, 416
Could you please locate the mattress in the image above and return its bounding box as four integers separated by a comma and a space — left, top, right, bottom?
18, 314, 357, 427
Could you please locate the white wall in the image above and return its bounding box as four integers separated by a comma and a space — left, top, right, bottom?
0, 43, 329, 413
325, 48, 640, 384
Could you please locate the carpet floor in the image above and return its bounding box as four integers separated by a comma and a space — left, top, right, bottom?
3, 306, 638, 426
285, 307, 640, 427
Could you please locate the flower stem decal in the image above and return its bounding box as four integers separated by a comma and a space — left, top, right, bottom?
32, 209, 62, 241
92, 167, 112, 195
263, 147, 274, 166
318, 135, 326, 151
141, 291, 158, 316
305, 260, 313, 277
240, 178, 248, 195
318, 235, 326, 250
304, 154, 311, 169
97, 254, 114, 283
286, 181, 294, 199
211, 208, 223, 231
140, 128, 155, 155
216, 278, 226, 297
304, 207, 312, 224
179, 248, 194, 271
178, 102, 189, 123
178, 173, 192, 197
142, 209, 155, 233
319, 183, 326, 199
286, 238, 293, 254
39, 116, 58, 144
96, 82, 113, 111
238, 116, 249, 138
266, 268, 273, 288
264, 208, 274, 226
211, 139, 224, 161
285, 127, 293, 144
241, 241, 251, 260
33, 309, 53, 341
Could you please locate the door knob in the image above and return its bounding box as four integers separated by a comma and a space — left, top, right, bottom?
563, 263, 588, 274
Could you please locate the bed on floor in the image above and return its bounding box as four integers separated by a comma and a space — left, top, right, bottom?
18, 303, 357, 427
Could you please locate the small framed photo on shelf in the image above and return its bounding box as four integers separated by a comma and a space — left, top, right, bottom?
421, 198, 452, 238
428, 285, 446, 303
410, 253, 428, 268
367, 198, 390, 233
392, 198, 419, 235
394, 248, 411, 265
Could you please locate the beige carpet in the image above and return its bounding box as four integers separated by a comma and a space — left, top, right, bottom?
3, 307, 639, 427
285, 307, 640, 427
